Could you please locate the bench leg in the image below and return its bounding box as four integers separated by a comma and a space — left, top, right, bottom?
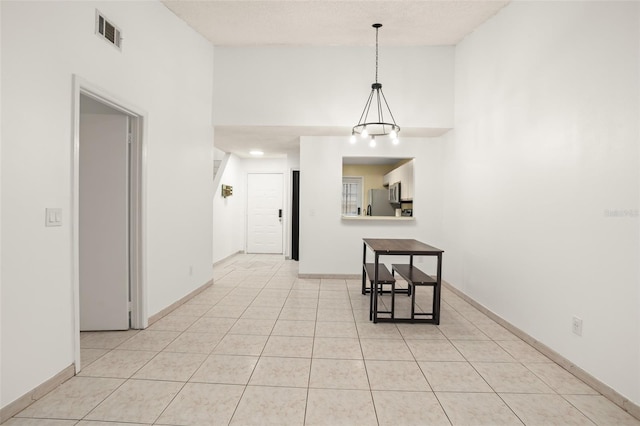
390, 282, 396, 319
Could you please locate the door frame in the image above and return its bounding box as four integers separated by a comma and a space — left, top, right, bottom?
245, 172, 284, 254
71, 75, 148, 371
291, 169, 300, 261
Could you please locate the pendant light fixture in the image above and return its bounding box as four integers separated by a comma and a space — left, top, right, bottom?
350, 23, 400, 146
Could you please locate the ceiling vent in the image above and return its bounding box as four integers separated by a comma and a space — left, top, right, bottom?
95, 10, 122, 50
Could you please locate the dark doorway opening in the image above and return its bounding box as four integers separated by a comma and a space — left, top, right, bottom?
292, 170, 300, 261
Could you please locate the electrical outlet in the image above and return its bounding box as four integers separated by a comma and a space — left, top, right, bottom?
572, 316, 583, 336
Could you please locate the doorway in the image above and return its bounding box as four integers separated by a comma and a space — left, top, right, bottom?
247, 173, 284, 254
79, 96, 130, 331
291, 170, 300, 261
72, 76, 146, 369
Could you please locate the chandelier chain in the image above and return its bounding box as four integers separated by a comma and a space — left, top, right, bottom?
375, 25, 379, 83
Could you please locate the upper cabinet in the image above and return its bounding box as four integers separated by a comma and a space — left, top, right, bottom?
384, 159, 414, 201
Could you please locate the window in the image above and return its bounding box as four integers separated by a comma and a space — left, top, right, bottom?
342, 157, 415, 218
342, 177, 363, 216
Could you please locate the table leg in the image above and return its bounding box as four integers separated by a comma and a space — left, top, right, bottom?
435, 253, 442, 325
409, 254, 414, 297
410, 281, 416, 321
373, 253, 379, 323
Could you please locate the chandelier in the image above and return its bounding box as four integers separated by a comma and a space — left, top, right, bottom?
351, 23, 400, 147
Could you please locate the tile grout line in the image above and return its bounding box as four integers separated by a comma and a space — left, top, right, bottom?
351, 278, 382, 426
15, 255, 632, 425
83, 283, 229, 424
443, 294, 529, 426
148, 304, 227, 425
221, 284, 268, 425
396, 291, 455, 426
226, 264, 293, 425
302, 274, 321, 426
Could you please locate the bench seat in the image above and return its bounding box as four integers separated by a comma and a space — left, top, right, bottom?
391, 264, 436, 285
392, 264, 440, 323
363, 263, 396, 319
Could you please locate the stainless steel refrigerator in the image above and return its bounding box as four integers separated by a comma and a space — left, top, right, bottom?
367, 189, 395, 216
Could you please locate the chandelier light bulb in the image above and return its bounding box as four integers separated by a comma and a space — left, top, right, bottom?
350, 134, 357, 144
369, 137, 376, 147
390, 129, 398, 140
361, 127, 369, 138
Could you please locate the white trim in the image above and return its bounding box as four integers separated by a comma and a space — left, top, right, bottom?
442, 280, 640, 421
0, 365, 75, 422
71, 75, 148, 373
148, 279, 213, 326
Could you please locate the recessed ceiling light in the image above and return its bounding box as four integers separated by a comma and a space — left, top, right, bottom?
249, 150, 264, 156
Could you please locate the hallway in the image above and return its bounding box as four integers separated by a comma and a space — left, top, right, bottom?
7, 254, 639, 425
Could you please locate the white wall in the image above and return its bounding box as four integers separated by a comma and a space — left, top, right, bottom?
443, 1, 639, 404
213, 153, 244, 264
0, 1, 4, 409
213, 156, 290, 263
212, 44, 454, 267
1, 1, 214, 408
213, 46, 454, 128
299, 136, 444, 276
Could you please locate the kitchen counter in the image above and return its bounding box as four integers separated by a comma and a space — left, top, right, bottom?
342, 215, 414, 221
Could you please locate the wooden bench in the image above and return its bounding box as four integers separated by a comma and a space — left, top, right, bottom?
362, 263, 395, 293
392, 264, 440, 323
362, 263, 396, 319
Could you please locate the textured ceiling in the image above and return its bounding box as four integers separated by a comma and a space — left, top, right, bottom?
163, 0, 510, 47
162, 0, 510, 157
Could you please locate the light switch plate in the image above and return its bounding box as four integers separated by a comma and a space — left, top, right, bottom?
45, 208, 62, 227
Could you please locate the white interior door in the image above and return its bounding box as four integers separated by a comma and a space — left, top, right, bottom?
79, 110, 130, 331
247, 173, 283, 254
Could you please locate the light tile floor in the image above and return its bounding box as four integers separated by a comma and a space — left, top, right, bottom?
8, 254, 640, 425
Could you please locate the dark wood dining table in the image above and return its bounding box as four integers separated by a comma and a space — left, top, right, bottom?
362, 238, 444, 323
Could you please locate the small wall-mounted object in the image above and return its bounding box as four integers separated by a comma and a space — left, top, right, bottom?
221, 184, 233, 198
45, 208, 62, 227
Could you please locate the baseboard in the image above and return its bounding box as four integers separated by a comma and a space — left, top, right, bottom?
442, 280, 640, 421
298, 273, 361, 280
2, 278, 215, 423
148, 279, 213, 325
212, 250, 244, 267
0, 364, 75, 423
